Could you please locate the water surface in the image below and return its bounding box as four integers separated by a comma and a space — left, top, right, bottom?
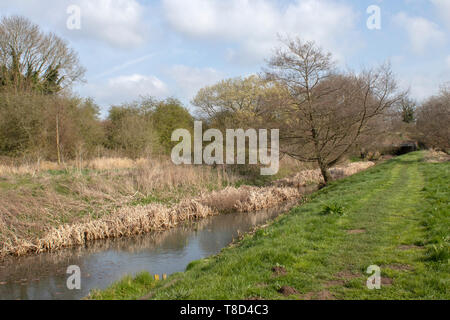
0, 201, 300, 300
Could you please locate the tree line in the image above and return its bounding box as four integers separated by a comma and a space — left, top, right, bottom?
0, 16, 448, 182
0, 16, 194, 163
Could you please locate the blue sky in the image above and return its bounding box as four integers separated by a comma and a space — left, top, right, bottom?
1, 0, 449, 116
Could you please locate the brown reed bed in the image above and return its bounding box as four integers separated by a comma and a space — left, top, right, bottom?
0, 185, 303, 257
423, 150, 450, 163
0, 159, 374, 258
275, 161, 375, 187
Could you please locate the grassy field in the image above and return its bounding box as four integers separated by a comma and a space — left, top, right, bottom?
89, 152, 449, 300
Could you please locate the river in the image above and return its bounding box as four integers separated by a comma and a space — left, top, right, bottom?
0, 198, 306, 300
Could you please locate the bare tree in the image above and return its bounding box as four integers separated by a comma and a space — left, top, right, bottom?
0, 15, 85, 93
264, 38, 404, 183
416, 84, 450, 152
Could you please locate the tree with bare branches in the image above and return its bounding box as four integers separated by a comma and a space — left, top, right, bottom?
264, 38, 405, 183
0, 15, 85, 94
416, 85, 450, 152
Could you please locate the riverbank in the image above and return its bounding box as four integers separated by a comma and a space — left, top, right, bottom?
0, 156, 373, 258
90, 152, 449, 300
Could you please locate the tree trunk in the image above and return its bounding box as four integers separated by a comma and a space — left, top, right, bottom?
56, 113, 61, 165
318, 160, 332, 184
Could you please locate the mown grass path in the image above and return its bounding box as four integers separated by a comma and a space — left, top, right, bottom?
90, 152, 449, 300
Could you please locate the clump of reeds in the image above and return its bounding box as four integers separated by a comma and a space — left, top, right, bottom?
0, 160, 374, 258
0, 157, 142, 176
424, 150, 450, 163
86, 157, 139, 170
0, 183, 303, 257
275, 161, 375, 187
196, 185, 302, 213
0, 161, 61, 176
329, 161, 375, 179
0, 157, 237, 258
1, 200, 217, 257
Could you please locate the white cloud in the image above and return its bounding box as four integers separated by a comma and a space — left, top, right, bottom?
446, 56, 450, 69
162, 0, 358, 64
430, 0, 450, 30
394, 12, 446, 54
0, 0, 148, 48
168, 65, 223, 99
398, 72, 448, 101
76, 0, 147, 48
81, 74, 169, 107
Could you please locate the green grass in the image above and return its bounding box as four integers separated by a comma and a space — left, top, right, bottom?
89, 152, 449, 300
88, 272, 157, 300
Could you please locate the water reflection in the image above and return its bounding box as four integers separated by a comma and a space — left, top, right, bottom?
0, 201, 298, 300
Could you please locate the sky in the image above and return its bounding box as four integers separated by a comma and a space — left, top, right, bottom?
1, 0, 449, 116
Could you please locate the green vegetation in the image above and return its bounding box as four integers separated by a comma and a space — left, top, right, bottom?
89, 272, 157, 300
90, 152, 449, 300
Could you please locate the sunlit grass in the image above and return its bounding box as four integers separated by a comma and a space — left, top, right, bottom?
90, 152, 449, 300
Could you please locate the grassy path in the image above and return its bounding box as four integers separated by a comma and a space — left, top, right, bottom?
90, 152, 449, 300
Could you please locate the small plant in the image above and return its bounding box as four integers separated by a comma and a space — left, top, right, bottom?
426, 242, 450, 262
321, 203, 345, 216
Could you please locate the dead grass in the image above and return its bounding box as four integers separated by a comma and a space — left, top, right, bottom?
2, 200, 215, 256
423, 150, 450, 163
1, 184, 303, 257
86, 157, 140, 170
196, 185, 301, 213
0, 158, 374, 258
0, 157, 235, 257
275, 161, 375, 187
0, 161, 61, 176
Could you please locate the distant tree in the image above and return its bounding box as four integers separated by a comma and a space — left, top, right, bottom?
105, 99, 157, 158
398, 98, 416, 123
192, 75, 284, 129
416, 85, 450, 152
0, 92, 103, 160
69, 97, 105, 159
0, 15, 87, 161
0, 15, 85, 94
104, 97, 194, 157
264, 38, 405, 183
152, 98, 194, 153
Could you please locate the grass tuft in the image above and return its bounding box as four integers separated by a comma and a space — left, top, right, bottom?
321, 203, 345, 216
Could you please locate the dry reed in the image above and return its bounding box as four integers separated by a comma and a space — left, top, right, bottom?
196, 186, 302, 213
0, 160, 374, 258
275, 161, 375, 187
1, 184, 302, 256
424, 150, 450, 163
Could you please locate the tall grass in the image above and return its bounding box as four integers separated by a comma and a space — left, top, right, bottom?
0, 156, 374, 258
2, 185, 303, 256
275, 161, 375, 187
